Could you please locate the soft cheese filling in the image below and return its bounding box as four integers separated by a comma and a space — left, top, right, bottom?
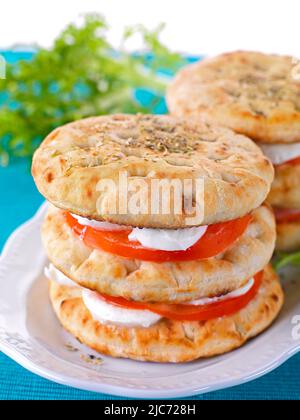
189, 278, 254, 306
45, 264, 255, 328
71, 214, 129, 231
45, 264, 162, 327
259, 142, 300, 165
82, 289, 162, 328
45, 264, 78, 288
71, 213, 208, 252
128, 226, 208, 251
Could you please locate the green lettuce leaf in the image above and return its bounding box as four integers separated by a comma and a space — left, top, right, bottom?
0, 14, 186, 165
273, 251, 300, 271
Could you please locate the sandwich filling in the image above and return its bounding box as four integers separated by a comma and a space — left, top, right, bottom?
45, 264, 262, 328
274, 208, 300, 224
71, 213, 208, 252
66, 212, 252, 263
259, 142, 300, 166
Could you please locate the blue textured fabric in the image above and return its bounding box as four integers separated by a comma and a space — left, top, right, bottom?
0, 52, 299, 400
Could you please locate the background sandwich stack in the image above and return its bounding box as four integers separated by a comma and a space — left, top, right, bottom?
167, 51, 300, 253
32, 114, 283, 362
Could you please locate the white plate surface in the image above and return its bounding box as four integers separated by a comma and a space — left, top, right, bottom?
0, 203, 300, 399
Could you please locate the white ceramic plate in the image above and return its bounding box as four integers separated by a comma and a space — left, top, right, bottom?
0, 203, 300, 399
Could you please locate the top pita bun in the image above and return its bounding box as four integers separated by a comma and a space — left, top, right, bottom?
167, 51, 300, 144
32, 114, 273, 227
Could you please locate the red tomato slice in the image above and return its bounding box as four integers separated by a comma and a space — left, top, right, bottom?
66, 213, 252, 263
276, 156, 300, 168
97, 271, 263, 321
274, 208, 300, 224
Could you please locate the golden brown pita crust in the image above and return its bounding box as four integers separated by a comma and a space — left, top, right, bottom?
42, 204, 276, 303
49, 265, 283, 363
32, 114, 273, 228
167, 51, 300, 144
276, 220, 300, 251
267, 163, 300, 209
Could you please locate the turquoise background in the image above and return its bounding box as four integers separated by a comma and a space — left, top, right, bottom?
0, 52, 299, 400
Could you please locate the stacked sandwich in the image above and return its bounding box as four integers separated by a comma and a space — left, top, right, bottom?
167, 51, 300, 252
32, 114, 283, 362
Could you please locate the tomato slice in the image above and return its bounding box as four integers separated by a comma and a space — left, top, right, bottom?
97, 271, 263, 321
276, 156, 300, 168
66, 212, 252, 263
274, 208, 300, 224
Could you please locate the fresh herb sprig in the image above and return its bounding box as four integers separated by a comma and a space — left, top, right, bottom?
0, 14, 185, 165
273, 251, 300, 271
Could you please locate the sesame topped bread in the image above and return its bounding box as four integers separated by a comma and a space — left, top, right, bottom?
32, 114, 273, 228
167, 51, 300, 144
